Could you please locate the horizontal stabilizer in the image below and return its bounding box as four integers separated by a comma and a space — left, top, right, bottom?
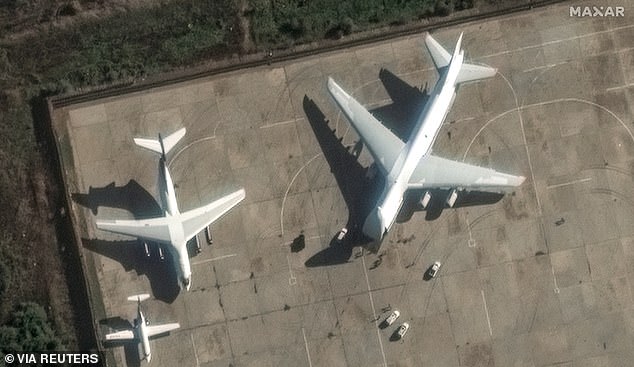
104, 329, 135, 341
425, 33, 497, 84
127, 294, 151, 302
456, 63, 497, 84
424, 33, 452, 69
134, 127, 186, 155
147, 323, 181, 338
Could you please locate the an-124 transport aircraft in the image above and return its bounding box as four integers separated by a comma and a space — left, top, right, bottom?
327, 32, 525, 242
104, 294, 180, 363
96, 128, 245, 290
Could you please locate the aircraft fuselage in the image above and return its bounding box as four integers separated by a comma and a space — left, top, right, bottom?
137, 309, 152, 362
158, 157, 192, 290
362, 50, 465, 240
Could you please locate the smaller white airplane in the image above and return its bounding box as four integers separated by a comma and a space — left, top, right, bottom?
96, 127, 245, 290
104, 294, 180, 363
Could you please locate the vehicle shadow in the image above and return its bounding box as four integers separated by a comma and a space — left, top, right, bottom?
378, 319, 391, 330
389, 332, 403, 342
83, 238, 180, 303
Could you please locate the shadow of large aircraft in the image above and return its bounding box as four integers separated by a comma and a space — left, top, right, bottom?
371, 68, 429, 141
302, 96, 381, 267
72, 180, 161, 218
304, 70, 506, 265
74, 181, 180, 302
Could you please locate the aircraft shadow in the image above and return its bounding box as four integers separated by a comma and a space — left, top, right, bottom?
72, 180, 162, 218
302, 96, 384, 266
99, 318, 141, 367
74, 180, 180, 302
370, 68, 429, 141
83, 238, 180, 303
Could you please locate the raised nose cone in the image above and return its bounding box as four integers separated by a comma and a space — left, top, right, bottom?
181, 276, 191, 291
362, 207, 387, 241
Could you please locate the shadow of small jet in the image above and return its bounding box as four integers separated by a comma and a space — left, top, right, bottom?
83, 238, 180, 303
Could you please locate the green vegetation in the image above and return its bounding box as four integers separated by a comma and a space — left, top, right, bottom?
247, 0, 474, 48
0, 302, 65, 357
2, 1, 239, 89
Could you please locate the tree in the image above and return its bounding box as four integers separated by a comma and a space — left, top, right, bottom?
0, 302, 63, 359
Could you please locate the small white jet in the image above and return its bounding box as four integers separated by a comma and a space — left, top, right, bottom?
104, 294, 180, 363
96, 128, 245, 290
327, 33, 525, 241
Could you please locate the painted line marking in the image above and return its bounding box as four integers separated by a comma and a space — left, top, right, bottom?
287, 254, 297, 285
477, 23, 634, 60
606, 83, 634, 92
481, 290, 493, 336
551, 263, 560, 294
465, 216, 476, 248
522, 61, 567, 73
498, 71, 542, 214
191, 253, 236, 266
260, 118, 300, 129
302, 327, 313, 367
361, 251, 388, 367
191, 334, 200, 367
547, 177, 592, 189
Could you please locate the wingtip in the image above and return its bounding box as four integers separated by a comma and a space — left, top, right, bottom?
327, 76, 336, 90
516, 175, 527, 186
455, 32, 464, 54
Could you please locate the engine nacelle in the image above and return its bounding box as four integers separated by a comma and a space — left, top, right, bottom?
446, 189, 458, 208
420, 191, 432, 209
366, 163, 377, 180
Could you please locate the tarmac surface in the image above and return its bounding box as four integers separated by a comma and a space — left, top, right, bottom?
52, 1, 634, 366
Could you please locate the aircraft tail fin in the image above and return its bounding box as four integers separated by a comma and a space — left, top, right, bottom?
127, 293, 151, 303
424, 33, 497, 84
134, 127, 186, 156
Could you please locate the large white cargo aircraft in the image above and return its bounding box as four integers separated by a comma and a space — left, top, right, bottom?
327, 33, 525, 241
96, 128, 245, 290
104, 294, 180, 363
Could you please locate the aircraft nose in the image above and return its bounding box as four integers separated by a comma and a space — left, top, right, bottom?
362, 207, 386, 241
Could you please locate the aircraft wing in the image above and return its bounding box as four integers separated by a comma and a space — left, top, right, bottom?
146, 323, 181, 338
181, 189, 245, 241
96, 217, 171, 243
327, 77, 405, 175
104, 329, 135, 341
408, 155, 525, 191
